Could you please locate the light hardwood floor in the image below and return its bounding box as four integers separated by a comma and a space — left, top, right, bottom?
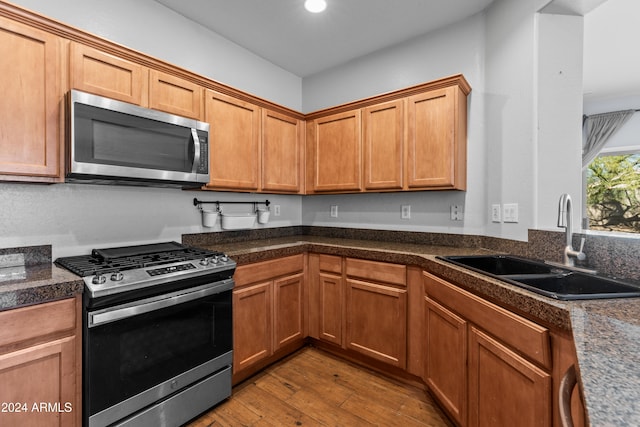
186, 346, 454, 426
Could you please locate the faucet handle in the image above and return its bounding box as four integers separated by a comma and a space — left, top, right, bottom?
577, 237, 586, 261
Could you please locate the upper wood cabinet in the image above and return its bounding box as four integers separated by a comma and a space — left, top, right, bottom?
205, 90, 303, 193
205, 90, 260, 191
363, 99, 404, 190
70, 42, 148, 106
306, 75, 470, 194
408, 85, 467, 190
0, 16, 63, 182
71, 43, 203, 120
262, 109, 304, 193
149, 69, 203, 119
307, 110, 362, 192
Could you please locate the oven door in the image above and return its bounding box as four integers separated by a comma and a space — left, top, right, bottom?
85, 281, 232, 427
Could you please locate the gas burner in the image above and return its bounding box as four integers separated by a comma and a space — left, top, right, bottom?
55, 241, 235, 299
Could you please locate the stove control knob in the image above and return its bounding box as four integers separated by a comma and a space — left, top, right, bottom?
92, 274, 107, 285
110, 272, 124, 282
211, 256, 220, 264
199, 258, 210, 266
220, 255, 229, 263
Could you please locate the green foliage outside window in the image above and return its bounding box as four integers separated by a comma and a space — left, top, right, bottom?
586, 154, 640, 233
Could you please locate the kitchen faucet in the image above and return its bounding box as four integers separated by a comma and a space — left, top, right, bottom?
557, 194, 586, 267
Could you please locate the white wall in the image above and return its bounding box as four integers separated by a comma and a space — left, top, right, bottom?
536, 13, 584, 232
0, 183, 302, 258
301, 0, 588, 242
301, 14, 487, 237
2, 0, 303, 258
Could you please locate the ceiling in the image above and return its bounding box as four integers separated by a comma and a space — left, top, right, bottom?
153, 0, 495, 77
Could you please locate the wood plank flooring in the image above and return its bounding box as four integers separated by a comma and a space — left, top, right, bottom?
186, 346, 454, 427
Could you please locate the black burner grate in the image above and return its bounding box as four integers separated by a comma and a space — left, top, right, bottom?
55, 242, 222, 277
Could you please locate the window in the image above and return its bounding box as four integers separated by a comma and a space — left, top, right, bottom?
585, 151, 640, 234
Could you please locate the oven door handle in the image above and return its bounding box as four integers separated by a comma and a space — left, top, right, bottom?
88, 280, 232, 327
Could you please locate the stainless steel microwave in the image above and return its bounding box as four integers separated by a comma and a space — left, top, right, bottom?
67, 90, 209, 188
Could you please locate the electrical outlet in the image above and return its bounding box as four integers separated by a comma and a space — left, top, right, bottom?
273, 205, 281, 216
401, 205, 411, 219
503, 203, 519, 223
330, 205, 338, 218
491, 204, 501, 222
450, 205, 464, 221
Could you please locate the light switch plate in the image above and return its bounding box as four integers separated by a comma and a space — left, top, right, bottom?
330, 205, 338, 218
491, 204, 501, 222
503, 203, 519, 223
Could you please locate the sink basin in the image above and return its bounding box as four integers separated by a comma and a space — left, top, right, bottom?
513, 272, 640, 300
442, 255, 555, 276
439, 255, 640, 300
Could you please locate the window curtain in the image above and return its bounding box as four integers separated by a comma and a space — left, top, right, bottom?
582, 110, 635, 169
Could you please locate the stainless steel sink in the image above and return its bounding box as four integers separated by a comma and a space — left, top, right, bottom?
439, 255, 640, 300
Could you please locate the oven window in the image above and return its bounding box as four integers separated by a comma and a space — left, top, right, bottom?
86, 290, 232, 415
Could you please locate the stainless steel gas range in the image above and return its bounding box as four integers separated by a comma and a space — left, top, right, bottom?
55, 241, 235, 427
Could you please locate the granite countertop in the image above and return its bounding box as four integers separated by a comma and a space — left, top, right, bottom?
3, 235, 636, 425
0, 263, 83, 311
202, 235, 640, 427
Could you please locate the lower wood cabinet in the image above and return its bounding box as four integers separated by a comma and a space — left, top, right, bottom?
468, 327, 551, 427
344, 259, 407, 369
232, 254, 305, 383
231, 252, 584, 427
309, 255, 408, 369
424, 296, 467, 426
0, 297, 81, 427
423, 271, 583, 427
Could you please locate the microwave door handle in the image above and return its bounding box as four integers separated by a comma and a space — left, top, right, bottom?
191, 128, 201, 173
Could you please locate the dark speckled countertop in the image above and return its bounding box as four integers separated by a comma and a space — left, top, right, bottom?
0, 245, 83, 311
0, 263, 83, 310
3, 236, 637, 426
195, 235, 640, 427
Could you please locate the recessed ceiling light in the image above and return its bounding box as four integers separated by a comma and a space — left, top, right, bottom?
304, 0, 327, 13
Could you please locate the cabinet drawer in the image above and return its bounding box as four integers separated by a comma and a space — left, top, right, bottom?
424, 272, 551, 369
235, 254, 304, 286
346, 258, 406, 287
0, 298, 76, 349
318, 254, 342, 274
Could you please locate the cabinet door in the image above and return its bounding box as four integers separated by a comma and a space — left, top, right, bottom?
0, 16, 61, 180
318, 272, 343, 346
468, 327, 551, 427
0, 336, 76, 427
346, 279, 407, 368
149, 70, 203, 119
363, 99, 404, 190
425, 297, 467, 426
70, 42, 147, 105
262, 109, 303, 193
273, 273, 304, 350
407, 86, 466, 189
310, 110, 362, 192
205, 90, 260, 190
233, 282, 272, 373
